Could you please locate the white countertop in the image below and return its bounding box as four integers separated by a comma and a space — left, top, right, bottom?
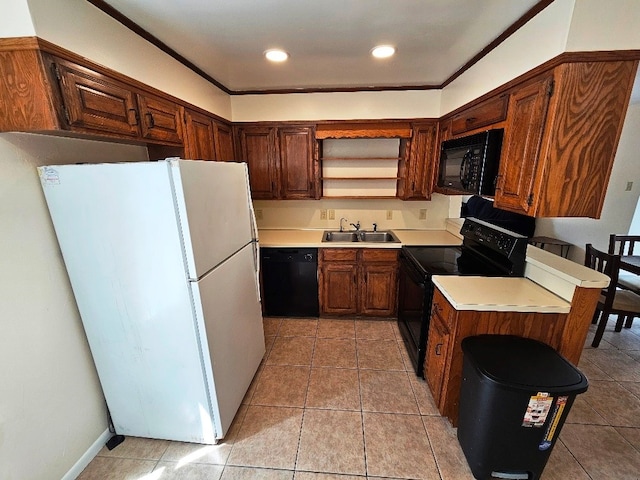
432, 276, 571, 313
258, 228, 462, 248
257, 221, 609, 303
525, 245, 609, 288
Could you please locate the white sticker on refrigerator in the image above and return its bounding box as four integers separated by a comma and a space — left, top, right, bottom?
40, 167, 60, 185
522, 392, 553, 427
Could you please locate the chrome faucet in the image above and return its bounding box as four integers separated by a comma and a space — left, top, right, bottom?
339, 217, 348, 232
350, 221, 361, 231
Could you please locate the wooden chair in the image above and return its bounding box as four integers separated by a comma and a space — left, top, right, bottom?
608, 234, 640, 294
584, 244, 640, 347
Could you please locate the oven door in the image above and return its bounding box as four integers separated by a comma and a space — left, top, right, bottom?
397, 252, 432, 378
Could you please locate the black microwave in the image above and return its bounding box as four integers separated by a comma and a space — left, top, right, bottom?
437, 128, 504, 195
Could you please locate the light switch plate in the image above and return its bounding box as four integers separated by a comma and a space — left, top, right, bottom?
328, 209, 335, 220
320, 209, 327, 220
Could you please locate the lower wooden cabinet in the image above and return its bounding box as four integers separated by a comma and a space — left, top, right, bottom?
425, 288, 568, 426
319, 248, 398, 317
424, 306, 451, 407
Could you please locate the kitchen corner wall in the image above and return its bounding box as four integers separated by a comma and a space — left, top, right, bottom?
254, 194, 462, 231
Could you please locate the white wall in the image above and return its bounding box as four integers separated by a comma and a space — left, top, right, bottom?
566, 0, 640, 51
439, 0, 574, 115
3, 0, 35, 37
0, 133, 148, 480
18, 0, 232, 119
255, 194, 459, 231
231, 89, 441, 122
534, 102, 640, 262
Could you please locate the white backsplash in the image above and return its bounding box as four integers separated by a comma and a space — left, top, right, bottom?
254, 193, 462, 230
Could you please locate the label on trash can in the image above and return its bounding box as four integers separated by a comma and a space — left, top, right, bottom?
522, 392, 552, 427
538, 396, 568, 451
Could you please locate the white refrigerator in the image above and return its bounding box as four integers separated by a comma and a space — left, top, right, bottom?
38, 158, 265, 444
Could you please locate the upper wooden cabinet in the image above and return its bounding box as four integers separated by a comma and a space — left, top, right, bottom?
494, 74, 553, 214
184, 109, 216, 160
495, 60, 638, 218
213, 121, 236, 161
47, 53, 182, 146
136, 93, 183, 145
397, 122, 438, 200
235, 124, 318, 199
51, 57, 140, 138
0, 41, 224, 151
450, 95, 508, 137
184, 111, 235, 161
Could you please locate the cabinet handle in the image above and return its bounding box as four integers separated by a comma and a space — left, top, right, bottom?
145, 112, 155, 128
128, 109, 139, 126
466, 117, 477, 123
435, 343, 443, 355
354, 274, 357, 284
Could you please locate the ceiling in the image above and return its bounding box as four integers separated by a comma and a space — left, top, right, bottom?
96, 0, 547, 94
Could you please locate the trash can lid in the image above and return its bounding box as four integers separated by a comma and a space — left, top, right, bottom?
461, 335, 588, 392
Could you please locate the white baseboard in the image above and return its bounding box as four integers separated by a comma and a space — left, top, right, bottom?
61, 428, 111, 480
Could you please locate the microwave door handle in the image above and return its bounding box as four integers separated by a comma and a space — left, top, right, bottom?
459, 151, 471, 189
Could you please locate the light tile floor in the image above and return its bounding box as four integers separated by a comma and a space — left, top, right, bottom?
79, 317, 640, 479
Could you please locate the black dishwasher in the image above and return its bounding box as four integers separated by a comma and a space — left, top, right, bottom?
260, 248, 319, 317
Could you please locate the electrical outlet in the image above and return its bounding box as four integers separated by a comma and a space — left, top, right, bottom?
419, 209, 427, 220
320, 209, 327, 220
255, 209, 263, 220
386, 210, 393, 220
626, 181, 633, 191
328, 209, 335, 220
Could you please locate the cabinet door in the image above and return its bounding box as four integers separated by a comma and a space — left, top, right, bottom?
214, 121, 235, 161
52, 58, 140, 138
319, 262, 358, 315
494, 74, 553, 215
137, 93, 184, 145
184, 110, 215, 160
400, 122, 437, 200
236, 127, 279, 199
278, 126, 317, 199
450, 94, 508, 136
359, 262, 398, 317
424, 311, 451, 407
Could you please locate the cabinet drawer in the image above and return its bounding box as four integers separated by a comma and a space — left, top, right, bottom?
432, 289, 455, 329
451, 95, 508, 136
320, 248, 358, 262
360, 249, 398, 263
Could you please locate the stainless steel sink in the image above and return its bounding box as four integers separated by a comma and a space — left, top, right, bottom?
323, 231, 359, 242
322, 230, 400, 243
358, 231, 400, 243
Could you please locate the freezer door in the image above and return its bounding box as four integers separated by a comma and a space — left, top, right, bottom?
191, 243, 265, 438
170, 159, 256, 279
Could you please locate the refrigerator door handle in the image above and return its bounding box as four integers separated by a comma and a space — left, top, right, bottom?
241, 163, 262, 302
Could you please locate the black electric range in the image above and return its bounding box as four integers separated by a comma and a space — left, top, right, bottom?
397, 217, 529, 377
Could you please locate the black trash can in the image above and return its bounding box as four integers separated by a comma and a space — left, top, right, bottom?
457, 335, 588, 480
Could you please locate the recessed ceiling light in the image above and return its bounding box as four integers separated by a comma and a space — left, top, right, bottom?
264, 49, 289, 62
371, 45, 396, 59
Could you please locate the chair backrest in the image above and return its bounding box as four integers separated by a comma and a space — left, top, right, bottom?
585, 243, 621, 309
608, 234, 640, 256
